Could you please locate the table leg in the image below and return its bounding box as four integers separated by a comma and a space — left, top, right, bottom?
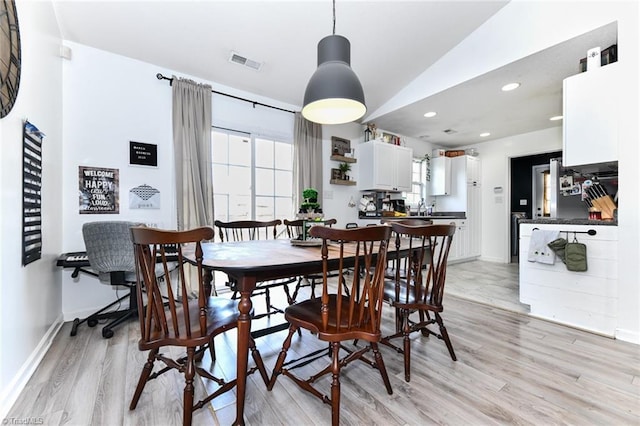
203, 268, 213, 297
234, 277, 255, 426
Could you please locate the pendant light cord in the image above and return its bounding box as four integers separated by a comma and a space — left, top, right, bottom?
332, 0, 336, 35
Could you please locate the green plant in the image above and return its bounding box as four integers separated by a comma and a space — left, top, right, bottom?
338, 162, 351, 173
302, 188, 318, 201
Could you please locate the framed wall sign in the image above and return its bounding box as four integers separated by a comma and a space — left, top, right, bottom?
129, 184, 160, 209
129, 141, 157, 167
79, 166, 119, 214
330, 136, 351, 156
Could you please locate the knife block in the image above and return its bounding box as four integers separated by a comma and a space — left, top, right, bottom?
591, 195, 616, 219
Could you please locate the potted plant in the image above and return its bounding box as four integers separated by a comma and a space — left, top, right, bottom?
300, 188, 321, 213
302, 188, 318, 203
338, 162, 351, 180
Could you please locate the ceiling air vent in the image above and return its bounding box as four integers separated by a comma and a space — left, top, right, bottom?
229, 52, 263, 71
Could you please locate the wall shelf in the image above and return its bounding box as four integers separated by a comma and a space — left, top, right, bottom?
330, 154, 356, 163
330, 179, 357, 186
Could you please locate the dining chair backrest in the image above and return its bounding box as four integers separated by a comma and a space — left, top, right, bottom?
309, 225, 392, 336
214, 219, 281, 242
389, 222, 455, 308
130, 226, 215, 347
381, 219, 433, 274
283, 218, 337, 239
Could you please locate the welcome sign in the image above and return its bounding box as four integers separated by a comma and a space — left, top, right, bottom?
79, 166, 119, 214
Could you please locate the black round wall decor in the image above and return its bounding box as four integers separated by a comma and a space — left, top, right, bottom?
0, 0, 22, 119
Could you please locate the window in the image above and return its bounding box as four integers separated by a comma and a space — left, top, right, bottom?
404, 159, 427, 207
212, 129, 294, 222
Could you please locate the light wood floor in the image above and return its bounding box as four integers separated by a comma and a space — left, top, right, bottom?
446, 259, 529, 314
8, 261, 640, 425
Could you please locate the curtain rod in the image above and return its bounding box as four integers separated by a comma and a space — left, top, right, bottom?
156, 73, 296, 115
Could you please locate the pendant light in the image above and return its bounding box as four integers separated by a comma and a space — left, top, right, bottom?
301, 0, 366, 125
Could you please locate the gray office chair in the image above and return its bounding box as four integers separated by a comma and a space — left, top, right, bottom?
75, 221, 142, 338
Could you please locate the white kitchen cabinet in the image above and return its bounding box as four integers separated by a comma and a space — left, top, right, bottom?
436, 155, 481, 212
467, 182, 481, 257
431, 155, 481, 263
429, 156, 451, 196
358, 140, 413, 192
451, 220, 468, 262
466, 155, 480, 184
562, 62, 619, 167
431, 218, 471, 263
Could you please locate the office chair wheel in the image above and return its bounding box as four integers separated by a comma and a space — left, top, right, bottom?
102, 328, 114, 339
87, 318, 99, 327
70, 319, 81, 337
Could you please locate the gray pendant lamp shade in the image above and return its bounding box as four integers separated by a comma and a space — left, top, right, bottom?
302, 34, 366, 125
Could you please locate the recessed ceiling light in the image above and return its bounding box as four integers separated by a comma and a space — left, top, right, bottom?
501, 82, 520, 92
423, 111, 437, 118
480, 132, 491, 137
550, 115, 563, 121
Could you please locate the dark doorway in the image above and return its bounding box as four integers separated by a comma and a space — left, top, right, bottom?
509, 151, 561, 262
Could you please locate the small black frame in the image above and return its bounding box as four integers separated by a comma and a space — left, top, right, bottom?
129, 141, 157, 167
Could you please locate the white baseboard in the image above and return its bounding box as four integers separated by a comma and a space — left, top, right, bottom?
615, 328, 640, 344
63, 300, 131, 322
0, 315, 64, 420
479, 255, 507, 263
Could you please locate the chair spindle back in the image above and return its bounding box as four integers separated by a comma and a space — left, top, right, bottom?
309, 225, 392, 335
214, 219, 281, 242
130, 226, 215, 346
390, 223, 455, 309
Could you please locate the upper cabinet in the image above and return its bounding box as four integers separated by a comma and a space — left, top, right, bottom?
358, 140, 413, 192
430, 156, 452, 196
436, 155, 480, 211
563, 62, 619, 167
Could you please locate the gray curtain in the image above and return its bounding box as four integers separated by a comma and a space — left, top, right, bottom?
172, 76, 214, 231
293, 112, 323, 210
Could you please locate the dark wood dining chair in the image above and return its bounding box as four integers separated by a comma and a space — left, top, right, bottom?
268, 225, 393, 426
283, 218, 340, 301
128, 226, 268, 426
380, 218, 433, 280
214, 219, 296, 317
381, 222, 457, 383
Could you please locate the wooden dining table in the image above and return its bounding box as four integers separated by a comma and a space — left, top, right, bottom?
183, 236, 416, 425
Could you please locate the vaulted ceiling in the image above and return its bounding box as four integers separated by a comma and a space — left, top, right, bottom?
52, 1, 616, 147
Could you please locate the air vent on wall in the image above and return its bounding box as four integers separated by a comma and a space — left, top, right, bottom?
229, 51, 263, 71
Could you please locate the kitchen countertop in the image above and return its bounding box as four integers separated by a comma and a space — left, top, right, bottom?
359, 212, 466, 220
519, 218, 617, 226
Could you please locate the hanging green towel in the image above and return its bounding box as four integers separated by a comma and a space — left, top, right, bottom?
565, 242, 588, 271
547, 238, 568, 264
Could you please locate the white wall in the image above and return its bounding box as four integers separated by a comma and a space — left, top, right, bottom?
472, 127, 563, 263
0, 0, 63, 417
60, 42, 177, 318
60, 42, 299, 319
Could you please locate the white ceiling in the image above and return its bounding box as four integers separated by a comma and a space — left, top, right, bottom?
51, 1, 616, 148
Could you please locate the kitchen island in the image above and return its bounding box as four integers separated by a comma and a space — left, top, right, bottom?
519, 219, 618, 336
